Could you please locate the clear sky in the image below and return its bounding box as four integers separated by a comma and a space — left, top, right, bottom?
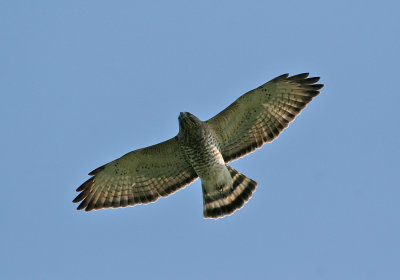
1, 1, 399, 279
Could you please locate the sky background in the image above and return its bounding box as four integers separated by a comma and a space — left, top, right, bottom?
1, 1, 399, 279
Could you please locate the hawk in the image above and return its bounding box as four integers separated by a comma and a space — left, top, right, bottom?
73, 73, 323, 219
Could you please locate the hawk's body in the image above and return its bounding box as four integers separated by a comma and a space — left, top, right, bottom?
177, 112, 257, 217
73, 73, 323, 219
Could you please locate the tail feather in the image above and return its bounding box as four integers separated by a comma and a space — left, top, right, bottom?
202, 166, 258, 219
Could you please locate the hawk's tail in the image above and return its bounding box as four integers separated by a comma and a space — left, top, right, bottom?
202, 165, 258, 219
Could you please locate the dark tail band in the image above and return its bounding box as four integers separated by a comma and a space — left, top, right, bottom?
202, 166, 258, 219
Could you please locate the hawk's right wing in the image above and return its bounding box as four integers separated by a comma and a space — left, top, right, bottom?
73, 137, 198, 211
206, 73, 323, 163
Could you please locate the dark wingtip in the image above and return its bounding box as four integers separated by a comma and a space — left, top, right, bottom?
271, 73, 289, 82
300, 77, 320, 84
73, 188, 89, 203
288, 73, 309, 81
77, 203, 86, 211
76, 177, 94, 192
76, 196, 91, 210
288, 73, 324, 94
74, 176, 95, 210
274, 73, 323, 88
72, 195, 83, 204
88, 165, 105, 176
312, 83, 324, 90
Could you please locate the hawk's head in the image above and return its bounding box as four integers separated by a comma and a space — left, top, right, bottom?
178, 112, 206, 141
178, 112, 202, 129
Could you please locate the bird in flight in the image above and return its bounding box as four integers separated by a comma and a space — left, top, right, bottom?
73, 73, 323, 219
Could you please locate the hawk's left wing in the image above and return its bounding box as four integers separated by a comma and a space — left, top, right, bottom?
73, 137, 198, 211
206, 73, 323, 163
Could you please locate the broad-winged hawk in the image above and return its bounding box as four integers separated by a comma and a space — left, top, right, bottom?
73, 73, 323, 219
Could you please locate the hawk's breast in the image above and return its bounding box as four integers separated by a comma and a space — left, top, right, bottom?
179, 130, 226, 180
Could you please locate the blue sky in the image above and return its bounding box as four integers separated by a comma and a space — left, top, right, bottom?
1, 1, 399, 279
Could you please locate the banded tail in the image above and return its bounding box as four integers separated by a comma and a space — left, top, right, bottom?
202, 166, 258, 219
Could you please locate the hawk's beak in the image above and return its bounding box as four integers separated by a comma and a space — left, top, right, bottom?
179, 112, 196, 124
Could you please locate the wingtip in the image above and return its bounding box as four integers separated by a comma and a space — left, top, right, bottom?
88, 165, 105, 176
273, 73, 323, 85
76, 177, 94, 192
77, 202, 87, 211
288, 73, 310, 81
271, 73, 289, 82
313, 83, 324, 90
287, 74, 324, 93
301, 76, 320, 84
76, 205, 84, 211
